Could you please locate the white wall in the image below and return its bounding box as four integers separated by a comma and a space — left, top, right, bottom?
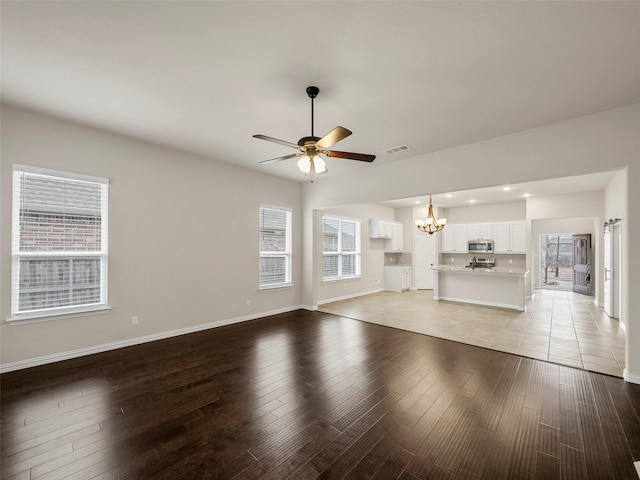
0, 105, 302, 368
443, 201, 526, 223
302, 103, 640, 382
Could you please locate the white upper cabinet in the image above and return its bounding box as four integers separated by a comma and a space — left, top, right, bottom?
494, 221, 526, 253
509, 221, 526, 253
441, 224, 468, 252
370, 218, 404, 251
369, 218, 393, 238
467, 222, 494, 241
387, 222, 404, 252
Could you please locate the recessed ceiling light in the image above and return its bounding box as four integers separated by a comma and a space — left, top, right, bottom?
469, 199, 477, 203
523, 193, 531, 198
415, 200, 421, 204
503, 186, 511, 191
446, 194, 453, 198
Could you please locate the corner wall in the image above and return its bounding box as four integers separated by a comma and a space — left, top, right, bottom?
0, 105, 303, 369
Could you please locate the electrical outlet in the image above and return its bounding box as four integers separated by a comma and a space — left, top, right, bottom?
246, 299, 251, 306
131, 316, 139, 326
509, 259, 513, 264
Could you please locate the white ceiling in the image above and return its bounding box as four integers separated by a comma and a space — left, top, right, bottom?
381, 170, 618, 209
2, 1, 639, 202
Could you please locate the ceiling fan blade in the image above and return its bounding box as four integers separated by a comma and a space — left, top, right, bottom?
253, 134, 300, 149
315, 126, 352, 150
325, 150, 376, 162
259, 153, 302, 165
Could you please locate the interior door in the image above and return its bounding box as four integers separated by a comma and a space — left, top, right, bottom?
572, 234, 591, 295
603, 228, 612, 315
604, 223, 621, 317
415, 234, 436, 289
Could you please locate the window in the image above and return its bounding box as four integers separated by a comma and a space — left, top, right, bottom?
323, 215, 361, 280
11, 165, 109, 322
259, 206, 292, 288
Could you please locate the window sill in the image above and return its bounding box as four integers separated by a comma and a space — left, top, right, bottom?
322, 275, 362, 284
259, 283, 293, 291
7, 305, 111, 325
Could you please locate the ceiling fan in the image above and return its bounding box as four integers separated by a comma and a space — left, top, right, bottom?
253, 86, 376, 182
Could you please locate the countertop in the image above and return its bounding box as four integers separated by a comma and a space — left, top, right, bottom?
433, 266, 529, 278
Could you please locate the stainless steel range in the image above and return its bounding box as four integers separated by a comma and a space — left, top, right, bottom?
466, 257, 495, 269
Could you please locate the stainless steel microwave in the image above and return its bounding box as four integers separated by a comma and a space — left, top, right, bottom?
468, 239, 494, 253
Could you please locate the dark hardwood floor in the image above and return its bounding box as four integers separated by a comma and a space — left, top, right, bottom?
2, 310, 640, 479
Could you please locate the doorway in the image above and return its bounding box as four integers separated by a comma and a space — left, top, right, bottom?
539, 233, 592, 295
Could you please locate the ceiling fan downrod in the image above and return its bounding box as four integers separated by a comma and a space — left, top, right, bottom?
306, 86, 319, 138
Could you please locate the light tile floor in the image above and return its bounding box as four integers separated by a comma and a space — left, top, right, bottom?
318, 289, 625, 377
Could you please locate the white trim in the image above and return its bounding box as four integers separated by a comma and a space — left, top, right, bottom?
634, 461, 640, 479
7, 305, 111, 325
322, 275, 362, 284
0, 306, 303, 373
13, 163, 109, 184
317, 288, 384, 306
624, 369, 640, 385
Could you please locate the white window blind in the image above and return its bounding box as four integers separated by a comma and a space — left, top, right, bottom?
11, 165, 109, 320
323, 215, 361, 280
259, 206, 292, 288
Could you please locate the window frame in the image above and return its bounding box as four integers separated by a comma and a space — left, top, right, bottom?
9, 165, 110, 324
322, 214, 361, 281
259, 205, 293, 290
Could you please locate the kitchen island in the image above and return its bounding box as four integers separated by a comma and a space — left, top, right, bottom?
432, 266, 529, 311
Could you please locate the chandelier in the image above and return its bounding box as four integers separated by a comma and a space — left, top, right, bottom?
415, 195, 447, 234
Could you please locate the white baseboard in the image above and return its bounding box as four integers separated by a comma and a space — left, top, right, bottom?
624, 369, 640, 385
316, 288, 385, 306
0, 305, 304, 374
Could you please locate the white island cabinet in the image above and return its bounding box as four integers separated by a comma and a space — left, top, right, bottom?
432, 267, 529, 311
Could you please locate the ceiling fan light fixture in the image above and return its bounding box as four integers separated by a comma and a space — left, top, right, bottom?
297, 155, 327, 181
297, 156, 311, 174
313, 156, 327, 174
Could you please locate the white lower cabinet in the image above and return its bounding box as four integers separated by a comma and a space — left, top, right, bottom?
384, 266, 411, 292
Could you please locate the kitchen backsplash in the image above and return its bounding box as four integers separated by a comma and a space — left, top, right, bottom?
384, 252, 413, 266
438, 253, 526, 271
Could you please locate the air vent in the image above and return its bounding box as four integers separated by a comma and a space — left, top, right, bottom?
383, 144, 411, 155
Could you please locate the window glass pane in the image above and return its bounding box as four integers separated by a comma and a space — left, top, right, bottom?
342, 254, 357, 276
341, 220, 356, 252
17, 257, 102, 311
260, 256, 287, 285
323, 255, 339, 278
18, 173, 103, 252
260, 208, 288, 253
323, 217, 339, 252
